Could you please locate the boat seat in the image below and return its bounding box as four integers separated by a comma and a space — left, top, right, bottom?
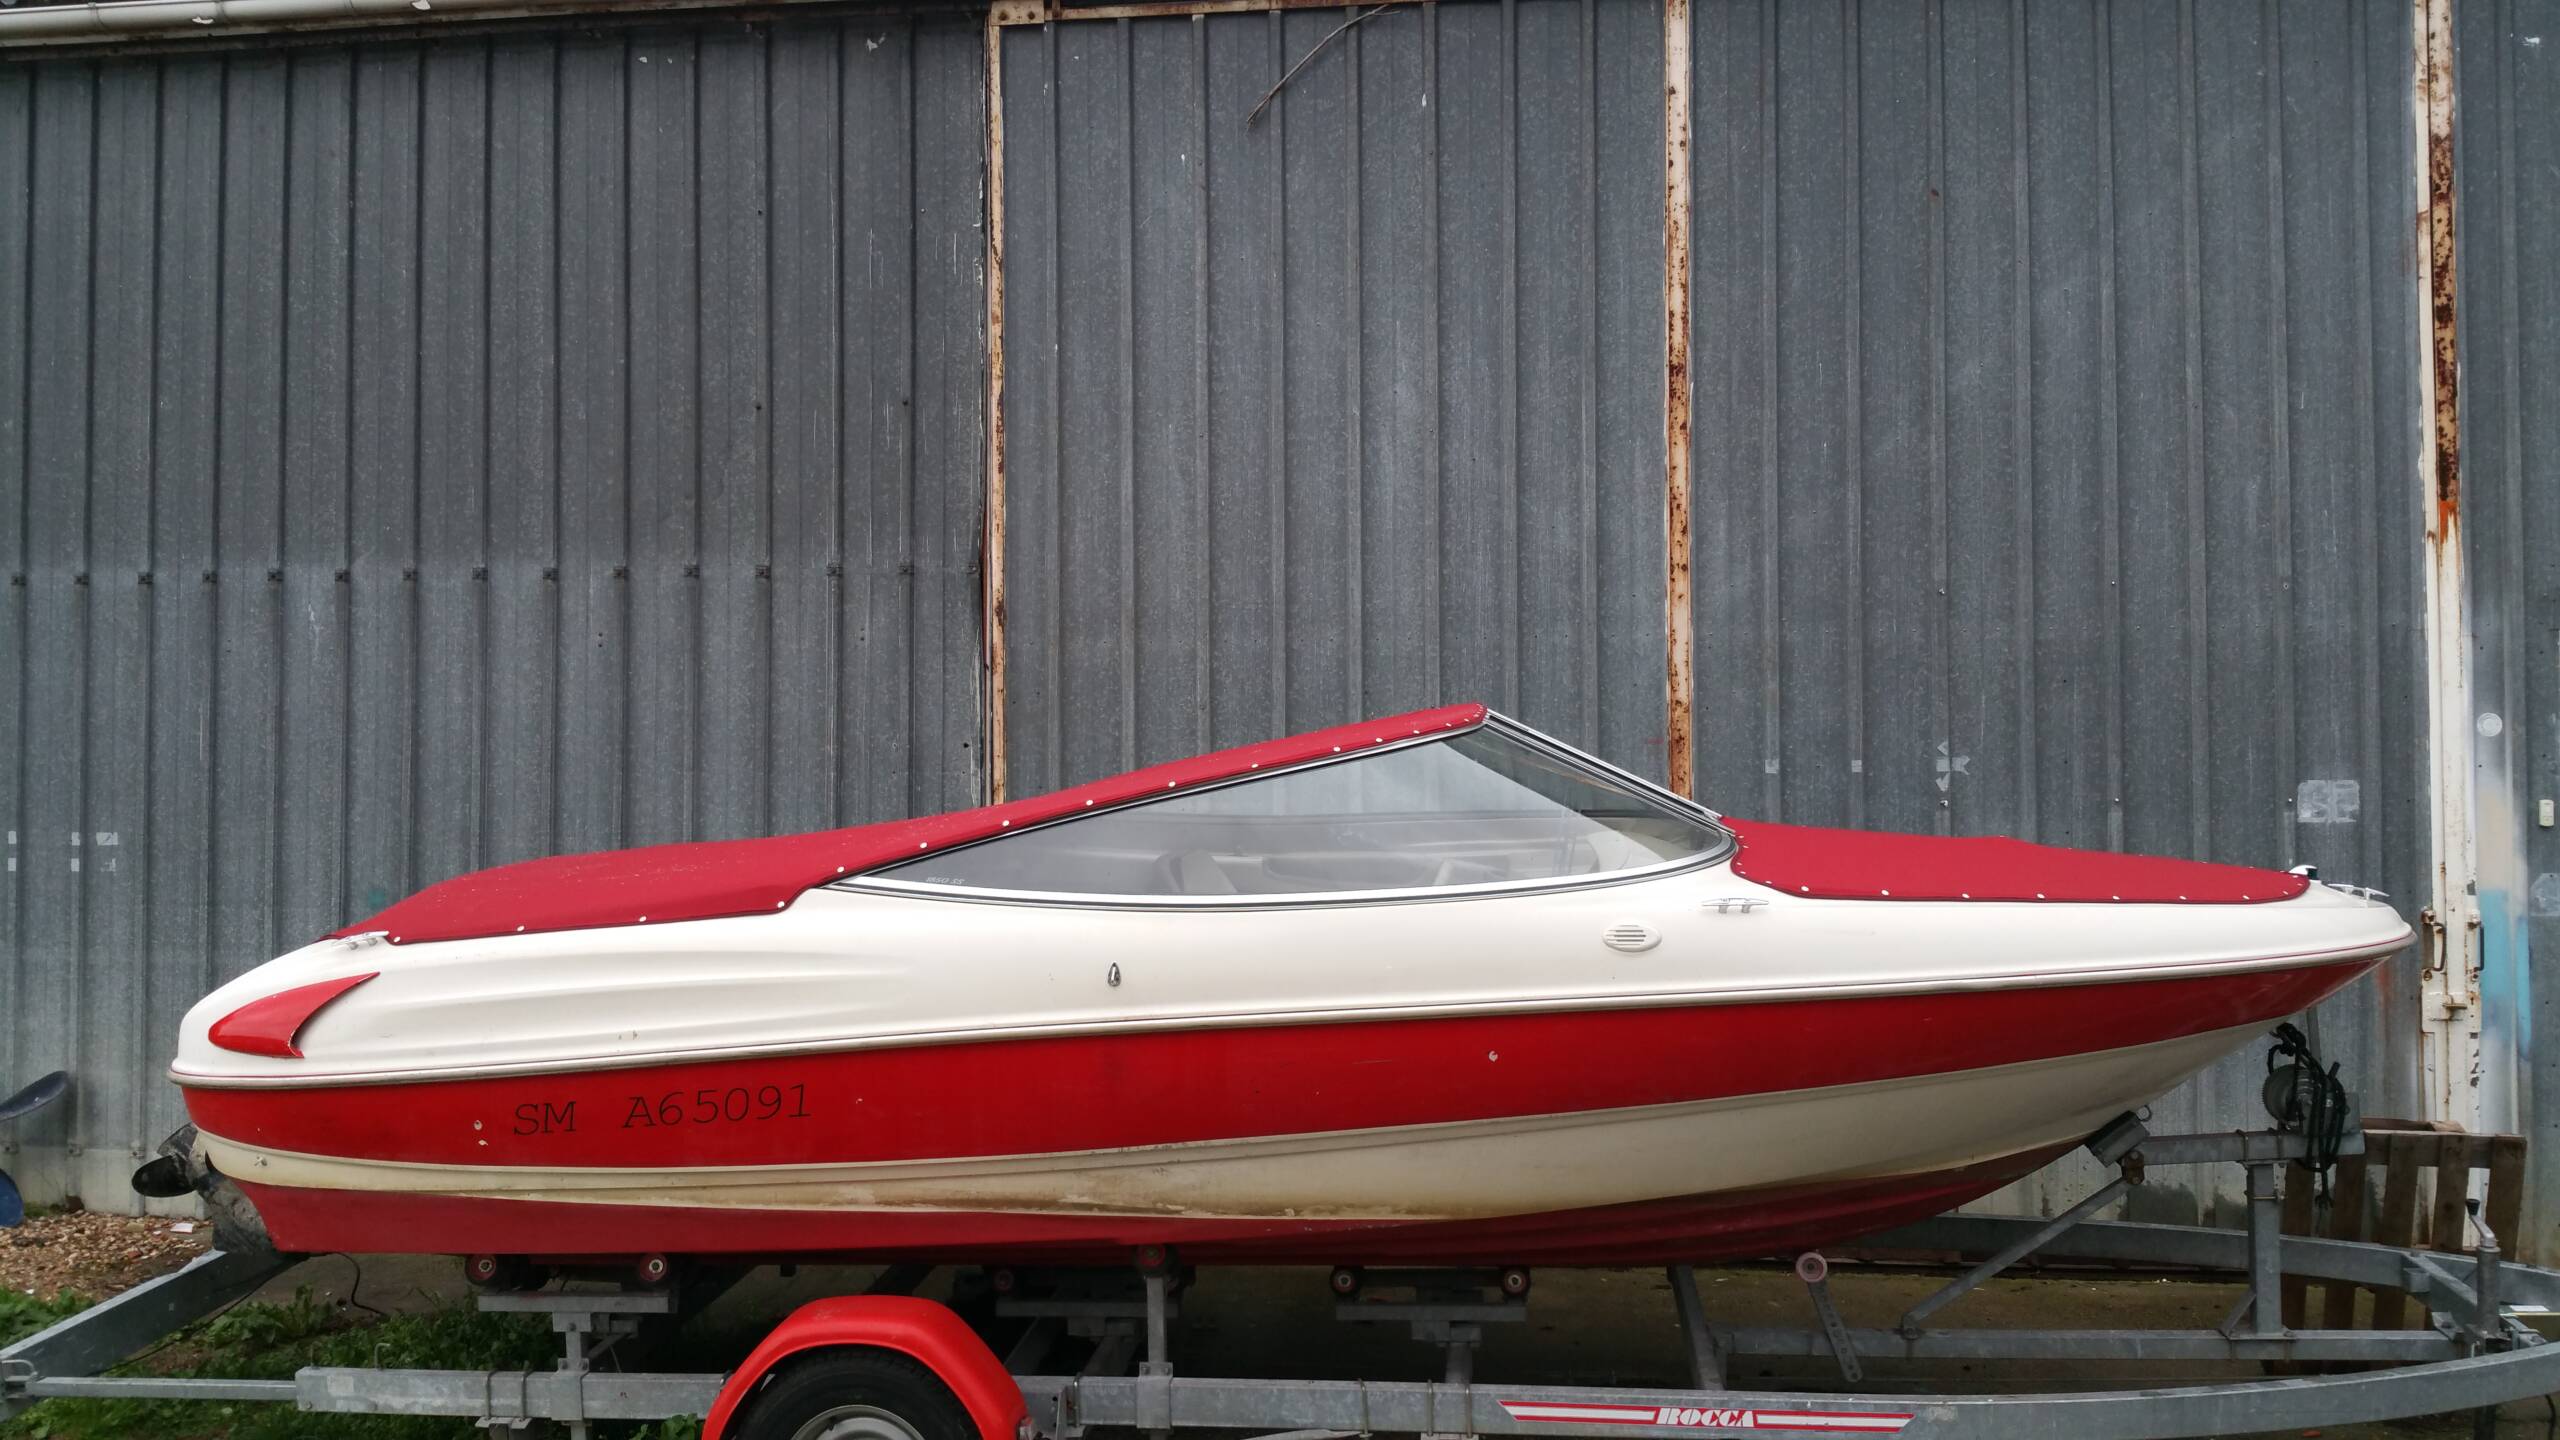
1154, 849, 1241, 896
1427, 858, 1507, 888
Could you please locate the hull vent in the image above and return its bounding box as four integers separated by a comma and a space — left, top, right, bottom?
1601, 922, 1661, 953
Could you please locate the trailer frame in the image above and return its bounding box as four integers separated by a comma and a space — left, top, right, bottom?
6, 1117, 2557, 1440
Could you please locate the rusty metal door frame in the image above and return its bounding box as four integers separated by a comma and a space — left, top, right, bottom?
2410, 0, 2483, 1136
976, 0, 1702, 804
983, 6, 1012, 804
979, 0, 1363, 805
1659, 0, 1695, 800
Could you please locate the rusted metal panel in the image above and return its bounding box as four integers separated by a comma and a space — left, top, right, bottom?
0, 15, 989, 1211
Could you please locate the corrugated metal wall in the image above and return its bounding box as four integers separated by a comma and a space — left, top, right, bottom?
0, 0, 2473, 1231
995, 0, 1673, 795
0, 15, 989, 1207
2456, 0, 2558, 1257
1685, 0, 2429, 1220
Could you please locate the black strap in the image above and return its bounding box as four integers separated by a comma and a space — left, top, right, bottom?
2267, 1021, 2350, 1209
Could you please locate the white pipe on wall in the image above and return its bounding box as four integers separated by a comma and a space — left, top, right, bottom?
0, 0, 816, 45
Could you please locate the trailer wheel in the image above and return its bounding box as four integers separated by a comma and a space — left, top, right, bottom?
731, 1349, 980, 1440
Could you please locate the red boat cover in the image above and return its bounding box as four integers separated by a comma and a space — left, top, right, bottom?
1722, 819, 2309, 904
333, 704, 1490, 946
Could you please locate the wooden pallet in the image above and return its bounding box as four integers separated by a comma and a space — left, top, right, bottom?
2280, 1118, 2527, 1332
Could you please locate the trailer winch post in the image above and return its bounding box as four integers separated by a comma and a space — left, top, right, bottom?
2241, 1158, 2289, 1338
1142, 1270, 1172, 1378
2465, 1199, 2506, 1345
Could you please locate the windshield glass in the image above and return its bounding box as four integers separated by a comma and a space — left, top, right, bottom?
865, 726, 1725, 899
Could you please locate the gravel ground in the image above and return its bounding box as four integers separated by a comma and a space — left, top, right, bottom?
2, 1207, 210, 1302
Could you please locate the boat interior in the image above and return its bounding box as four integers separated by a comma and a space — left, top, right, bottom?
866, 812, 1718, 897
857, 728, 1728, 898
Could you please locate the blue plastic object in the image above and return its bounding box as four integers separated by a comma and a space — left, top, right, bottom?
0, 1071, 67, 1124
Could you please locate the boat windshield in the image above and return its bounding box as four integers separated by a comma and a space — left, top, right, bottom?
864, 725, 1727, 901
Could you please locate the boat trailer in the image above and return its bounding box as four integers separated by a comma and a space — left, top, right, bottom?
7, 1116, 2559, 1440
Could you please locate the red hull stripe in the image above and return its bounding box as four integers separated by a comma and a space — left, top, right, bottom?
233, 1147, 2064, 1265
1723, 818, 2310, 905
183, 961, 2373, 1171
332, 704, 1487, 946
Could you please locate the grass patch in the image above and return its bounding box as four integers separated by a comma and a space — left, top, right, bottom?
3, 1287, 701, 1440
0, 1292, 90, 1349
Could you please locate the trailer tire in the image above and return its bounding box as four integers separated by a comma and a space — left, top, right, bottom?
730, 1349, 981, 1440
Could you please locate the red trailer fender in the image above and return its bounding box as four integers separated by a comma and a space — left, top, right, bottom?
702, 1295, 1027, 1440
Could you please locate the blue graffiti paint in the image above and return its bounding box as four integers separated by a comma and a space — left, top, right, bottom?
2480, 886, 2530, 1132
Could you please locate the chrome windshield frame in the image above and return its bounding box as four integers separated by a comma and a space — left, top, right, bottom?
834, 712, 1736, 911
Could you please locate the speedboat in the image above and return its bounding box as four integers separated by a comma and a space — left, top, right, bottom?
149, 704, 2409, 1270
